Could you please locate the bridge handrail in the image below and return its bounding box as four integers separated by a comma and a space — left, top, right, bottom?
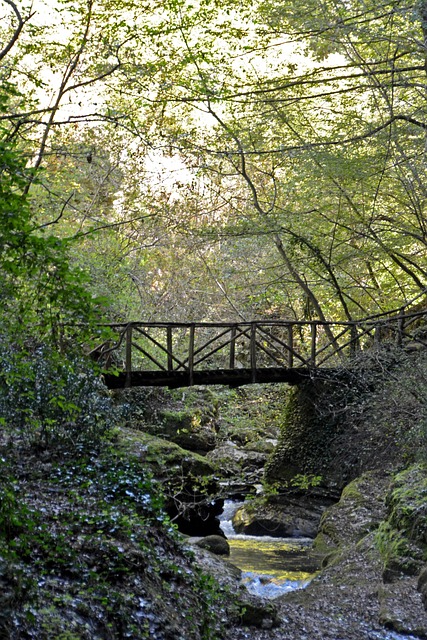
91, 308, 427, 331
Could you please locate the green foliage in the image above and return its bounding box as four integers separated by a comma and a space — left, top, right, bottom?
0, 462, 35, 544
0, 341, 121, 451
374, 521, 415, 573
0, 81, 106, 345
289, 474, 323, 490
3, 0, 427, 324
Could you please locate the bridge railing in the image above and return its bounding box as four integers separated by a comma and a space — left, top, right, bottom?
89, 321, 308, 382
88, 310, 427, 386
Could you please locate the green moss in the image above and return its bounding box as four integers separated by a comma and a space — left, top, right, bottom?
120, 428, 217, 477
373, 464, 427, 577
340, 478, 365, 506
264, 375, 354, 484
160, 408, 202, 432
387, 464, 427, 543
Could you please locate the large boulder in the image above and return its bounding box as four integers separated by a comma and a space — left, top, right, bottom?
120, 428, 217, 477
232, 490, 335, 538
207, 443, 266, 477
192, 535, 230, 556
313, 469, 392, 570
120, 428, 223, 536
264, 375, 359, 489
117, 387, 219, 453
190, 546, 279, 629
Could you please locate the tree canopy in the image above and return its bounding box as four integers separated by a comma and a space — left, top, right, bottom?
1, 0, 427, 324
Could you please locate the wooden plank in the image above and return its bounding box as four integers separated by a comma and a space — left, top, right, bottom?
229, 325, 236, 369
125, 324, 133, 388
310, 323, 317, 366
167, 327, 173, 371
250, 322, 257, 383
103, 367, 311, 389
287, 325, 294, 368
189, 324, 195, 386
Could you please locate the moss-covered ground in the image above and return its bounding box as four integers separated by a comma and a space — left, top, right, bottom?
0, 438, 235, 640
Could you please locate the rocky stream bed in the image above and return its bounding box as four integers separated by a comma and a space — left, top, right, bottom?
4, 372, 427, 640
191, 470, 427, 640
118, 381, 427, 640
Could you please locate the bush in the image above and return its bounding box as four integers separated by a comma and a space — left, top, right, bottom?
0, 340, 121, 452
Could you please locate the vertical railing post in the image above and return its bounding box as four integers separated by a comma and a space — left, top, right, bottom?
396, 311, 404, 347
374, 324, 381, 346
188, 324, 195, 386
125, 324, 133, 388
349, 324, 359, 358
250, 322, 257, 383
167, 326, 173, 371
229, 325, 236, 369
310, 322, 317, 366
287, 324, 294, 368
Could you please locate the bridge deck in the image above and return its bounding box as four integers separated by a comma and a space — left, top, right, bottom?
103, 367, 311, 389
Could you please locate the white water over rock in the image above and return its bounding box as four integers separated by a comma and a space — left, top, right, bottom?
220, 500, 317, 599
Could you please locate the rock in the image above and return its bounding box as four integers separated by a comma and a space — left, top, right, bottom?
189, 545, 242, 587
207, 443, 266, 477
233, 491, 334, 539
237, 595, 280, 629
190, 546, 279, 630
379, 579, 427, 636
120, 429, 223, 536
418, 565, 427, 609
244, 438, 278, 454
264, 372, 402, 491
193, 535, 230, 556
120, 428, 218, 477
170, 498, 224, 537
156, 403, 219, 453
314, 470, 391, 553
171, 427, 216, 453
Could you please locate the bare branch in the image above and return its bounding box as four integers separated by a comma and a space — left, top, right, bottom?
0, 0, 35, 62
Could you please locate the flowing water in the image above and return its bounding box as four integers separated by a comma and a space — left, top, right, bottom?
221, 502, 419, 639
220, 500, 319, 599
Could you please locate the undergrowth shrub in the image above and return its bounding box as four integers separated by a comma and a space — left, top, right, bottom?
0, 339, 122, 452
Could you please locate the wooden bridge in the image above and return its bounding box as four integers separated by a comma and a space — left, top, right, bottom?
89, 309, 427, 389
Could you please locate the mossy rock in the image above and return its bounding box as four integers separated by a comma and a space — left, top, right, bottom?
238, 597, 279, 629
119, 428, 217, 477
314, 470, 391, 553
172, 427, 217, 453
386, 464, 427, 543
194, 535, 230, 556
244, 438, 277, 454
374, 465, 427, 579
159, 407, 202, 433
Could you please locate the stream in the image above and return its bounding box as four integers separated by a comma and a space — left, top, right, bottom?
220, 500, 319, 599
220, 502, 419, 639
